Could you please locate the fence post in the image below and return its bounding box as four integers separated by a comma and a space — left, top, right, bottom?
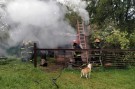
89, 48, 92, 63
34, 43, 37, 67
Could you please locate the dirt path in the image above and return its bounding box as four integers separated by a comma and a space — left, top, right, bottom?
39, 63, 64, 72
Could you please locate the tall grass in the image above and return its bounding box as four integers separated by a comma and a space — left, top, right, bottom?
0, 59, 135, 89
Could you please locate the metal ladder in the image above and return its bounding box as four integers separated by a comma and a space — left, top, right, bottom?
77, 20, 88, 62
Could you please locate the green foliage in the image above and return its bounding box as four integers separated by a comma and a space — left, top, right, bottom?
129, 31, 135, 49
105, 29, 129, 49
89, 22, 130, 49
86, 0, 135, 49
65, 12, 81, 28
87, 0, 135, 32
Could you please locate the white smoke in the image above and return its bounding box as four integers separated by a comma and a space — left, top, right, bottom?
6, 0, 77, 48
0, 0, 89, 52
56, 0, 89, 21
0, 48, 7, 56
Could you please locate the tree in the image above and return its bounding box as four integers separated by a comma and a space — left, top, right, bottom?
89, 22, 130, 49
86, 0, 135, 33
105, 29, 129, 49
65, 12, 80, 28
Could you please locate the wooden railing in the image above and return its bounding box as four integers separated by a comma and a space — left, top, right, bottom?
33, 43, 135, 68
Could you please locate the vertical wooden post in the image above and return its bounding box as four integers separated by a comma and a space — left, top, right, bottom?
89, 48, 92, 63
64, 49, 66, 66
34, 43, 37, 67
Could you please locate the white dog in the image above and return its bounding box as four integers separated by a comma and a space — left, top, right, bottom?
81, 63, 92, 79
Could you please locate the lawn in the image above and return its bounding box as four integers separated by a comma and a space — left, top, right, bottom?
0, 59, 135, 89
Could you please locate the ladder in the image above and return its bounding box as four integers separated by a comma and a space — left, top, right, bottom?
77, 20, 88, 62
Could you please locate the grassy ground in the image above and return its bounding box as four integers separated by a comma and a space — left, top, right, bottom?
0, 59, 135, 89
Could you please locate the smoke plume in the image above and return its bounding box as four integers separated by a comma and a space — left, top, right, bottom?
6, 0, 77, 48
0, 0, 89, 54
57, 0, 89, 21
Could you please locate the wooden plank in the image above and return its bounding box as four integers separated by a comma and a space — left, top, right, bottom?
34, 43, 37, 67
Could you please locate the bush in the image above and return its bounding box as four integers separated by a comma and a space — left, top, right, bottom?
105, 29, 129, 49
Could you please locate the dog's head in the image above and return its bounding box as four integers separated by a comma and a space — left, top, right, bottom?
87, 63, 92, 69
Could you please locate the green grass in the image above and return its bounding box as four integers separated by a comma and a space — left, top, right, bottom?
0, 59, 135, 89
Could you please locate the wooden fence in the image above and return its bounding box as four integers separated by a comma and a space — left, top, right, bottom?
33, 43, 135, 68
